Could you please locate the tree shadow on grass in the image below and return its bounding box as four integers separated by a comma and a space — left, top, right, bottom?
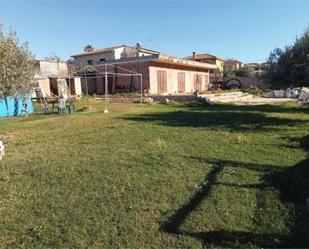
268, 135, 309, 247
123, 107, 307, 132
187, 102, 309, 115
160, 159, 284, 248
160, 146, 309, 248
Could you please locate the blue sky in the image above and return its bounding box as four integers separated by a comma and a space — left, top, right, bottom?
0, 0, 308, 62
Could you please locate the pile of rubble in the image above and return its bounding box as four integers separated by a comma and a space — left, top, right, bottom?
198, 91, 296, 105
264, 87, 309, 103
299, 87, 309, 102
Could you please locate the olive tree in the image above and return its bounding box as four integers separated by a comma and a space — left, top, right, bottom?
265, 26, 309, 87
0, 21, 35, 97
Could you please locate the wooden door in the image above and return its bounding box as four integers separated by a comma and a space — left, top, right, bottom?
177, 72, 185, 93
157, 71, 167, 93
194, 74, 202, 91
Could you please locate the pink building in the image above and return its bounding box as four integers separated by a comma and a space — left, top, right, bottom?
71, 45, 216, 95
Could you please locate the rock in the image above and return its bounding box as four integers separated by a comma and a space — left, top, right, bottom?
285, 89, 291, 98
144, 97, 154, 103
298, 87, 309, 102
163, 98, 170, 104
290, 88, 300, 98
264, 91, 275, 98
274, 90, 285, 98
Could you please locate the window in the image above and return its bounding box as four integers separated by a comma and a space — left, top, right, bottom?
99, 58, 106, 62
194, 74, 203, 91
157, 71, 167, 93
177, 72, 185, 93
87, 60, 93, 65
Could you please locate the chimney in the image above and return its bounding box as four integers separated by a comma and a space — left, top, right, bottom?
192, 52, 196, 59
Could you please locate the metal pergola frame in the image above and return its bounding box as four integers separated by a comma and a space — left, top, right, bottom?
64, 64, 143, 113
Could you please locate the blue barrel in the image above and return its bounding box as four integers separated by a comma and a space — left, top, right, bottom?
0, 97, 8, 117
6, 97, 15, 116
0, 96, 33, 117
25, 97, 33, 114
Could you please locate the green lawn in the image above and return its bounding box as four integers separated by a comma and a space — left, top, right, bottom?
0, 100, 308, 248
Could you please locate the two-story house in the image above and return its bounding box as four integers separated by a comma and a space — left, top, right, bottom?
183, 52, 224, 84
71, 45, 217, 95
224, 59, 244, 72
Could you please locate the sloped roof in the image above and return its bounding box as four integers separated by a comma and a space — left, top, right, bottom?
225, 59, 243, 64
183, 53, 224, 61
71, 45, 126, 57
158, 55, 217, 69
72, 44, 173, 58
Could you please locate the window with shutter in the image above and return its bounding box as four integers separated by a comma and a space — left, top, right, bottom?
157, 71, 167, 93
177, 72, 185, 93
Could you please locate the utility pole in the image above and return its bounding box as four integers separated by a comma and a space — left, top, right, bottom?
104, 63, 109, 113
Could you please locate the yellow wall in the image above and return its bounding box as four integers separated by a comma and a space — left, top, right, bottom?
215, 59, 224, 72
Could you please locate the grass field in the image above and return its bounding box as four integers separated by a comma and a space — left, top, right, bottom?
0, 100, 308, 248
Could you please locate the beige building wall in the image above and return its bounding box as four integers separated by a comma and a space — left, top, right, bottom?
74, 78, 82, 96
73, 46, 158, 67
114, 47, 125, 59
37, 78, 51, 96
215, 59, 224, 72
149, 66, 209, 94
74, 52, 116, 67
38, 61, 68, 77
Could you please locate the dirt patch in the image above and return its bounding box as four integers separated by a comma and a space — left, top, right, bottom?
1, 131, 23, 142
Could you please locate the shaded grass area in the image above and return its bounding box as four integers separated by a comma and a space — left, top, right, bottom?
0, 100, 308, 248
